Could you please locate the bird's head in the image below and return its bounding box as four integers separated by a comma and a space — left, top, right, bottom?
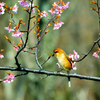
52, 48, 65, 57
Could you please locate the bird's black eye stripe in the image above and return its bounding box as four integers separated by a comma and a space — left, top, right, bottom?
54, 51, 58, 53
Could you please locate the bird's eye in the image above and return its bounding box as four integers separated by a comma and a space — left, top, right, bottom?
54, 51, 58, 53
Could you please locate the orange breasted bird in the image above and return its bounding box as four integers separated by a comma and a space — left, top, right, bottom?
52, 48, 72, 87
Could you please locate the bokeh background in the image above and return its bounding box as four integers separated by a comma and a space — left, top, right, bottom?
0, 0, 100, 100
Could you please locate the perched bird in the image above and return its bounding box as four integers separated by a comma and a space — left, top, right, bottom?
52, 48, 72, 87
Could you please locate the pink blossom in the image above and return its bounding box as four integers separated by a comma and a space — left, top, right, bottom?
73, 50, 80, 59
40, 11, 48, 17
13, 46, 18, 51
48, 9, 56, 15
12, 4, 18, 13
61, 2, 70, 10
31, 8, 35, 13
0, 54, 4, 58
56, 62, 61, 68
27, 3, 35, 13
18, 0, 29, 7
69, 54, 74, 60
55, 7, 63, 16
3, 73, 15, 83
48, 7, 62, 16
53, 21, 64, 30
0, 7, 5, 15
0, 2, 5, 7
12, 30, 24, 38
5, 26, 14, 33
69, 50, 80, 70
52, 2, 58, 7
72, 64, 77, 70
93, 52, 99, 58
48, 1, 70, 16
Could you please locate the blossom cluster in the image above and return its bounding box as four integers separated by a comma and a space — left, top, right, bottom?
5, 21, 24, 38
48, 1, 70, 16
69, 50, 80, 70
48, 1, 70, 30
0, 2, 18, 14
0, 2, 5, 15
0, 0, 36, 15
18, 0, 35, 13
37, 0, 70, 30
1, 72, 15, 83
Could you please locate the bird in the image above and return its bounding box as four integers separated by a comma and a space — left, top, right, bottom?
52, 48, 72, 87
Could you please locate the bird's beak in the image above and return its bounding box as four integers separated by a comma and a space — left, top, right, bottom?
52, 53, 54, 56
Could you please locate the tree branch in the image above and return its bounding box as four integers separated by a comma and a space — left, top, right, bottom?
97, 0, 100, 34
74, 38, 100, 62
0, 66, 100, 81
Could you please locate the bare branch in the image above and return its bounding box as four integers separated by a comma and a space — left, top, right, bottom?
36, 17, 56, 46
0, 66, 100, 81
74, 38, 100, 62
15, 72, 28, 77
97, 0, 100, 34
35, 48, 43, 69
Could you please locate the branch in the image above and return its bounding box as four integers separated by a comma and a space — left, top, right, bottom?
35, 47, 43, 69
36, 17, 56, 46
97, 0, 100, 34
74, 38, 100, 62
0, 66, 100, 81
14, 0, 34, 69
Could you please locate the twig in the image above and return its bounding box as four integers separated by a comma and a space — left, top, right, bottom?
40, 75, 49, 80
35, 48, 43, 69
41, 56, 51, 66
36, 17, 56, 46
23, 50, 35, 54
15, 72, 28, 77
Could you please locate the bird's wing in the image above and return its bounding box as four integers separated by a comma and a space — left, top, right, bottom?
64, 52, 72, 66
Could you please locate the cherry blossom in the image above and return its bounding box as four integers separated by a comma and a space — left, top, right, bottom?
13, 46, 18, 51
72, 64, 77, 70
3, 72, 15, 83
53, 21, 64, 30
93, 52, 99, 58
40, 11, 48, 18
0, 7, 5, 15
0, 54, 4, 58
12, 30, 24, 38
69, 50, 80, 70
27, 3, 35, 13
56, 62, 61, 68
69, 54, 74, 60
12, 4, 18, 13
5, 26, 15, 33
48, 1, 70, 16
18, 0, 29, 7
73, 50, 80, 59
48, 9, 56, 15
61, 2, 70, 10
52, 2, 58, 7
0, 2, 5, 7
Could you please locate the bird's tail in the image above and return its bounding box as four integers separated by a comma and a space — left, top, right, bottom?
68, 76, 71, 87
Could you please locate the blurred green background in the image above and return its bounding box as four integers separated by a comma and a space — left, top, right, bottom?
0, 0, 100, 100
